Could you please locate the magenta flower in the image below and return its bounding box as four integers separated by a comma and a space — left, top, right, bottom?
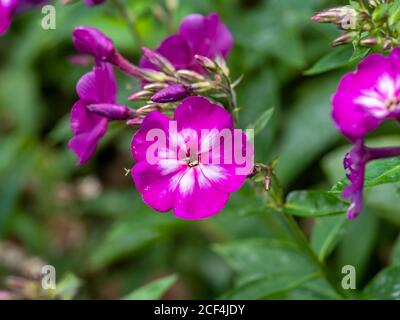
73, 26, 115, 63
332, 48, 400, 219
68, 62, 131, 165
83, 0, 106, 6
140, 13, 233, 73
0, 0, 45, 35
0, 0, 17, 35
332, 49, 400, 142
131, 96, 253, 219
72, 26, 144, 78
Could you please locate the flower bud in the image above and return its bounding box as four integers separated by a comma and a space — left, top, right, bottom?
139, 69, 173, 83
312, 6, 359, 30
331, 32, 357, 47
151, 84, 190, 103
142, 47, 176, 74
194, 55, 218, 72
188, 81, 213, 92
128, 90, 153, 101
176, 69, 206, 82
126, 117, 144, 127
73, 26, 115, 61
86, 103, 135, 120
143, 83, 169, 92
359, 37, 379, 47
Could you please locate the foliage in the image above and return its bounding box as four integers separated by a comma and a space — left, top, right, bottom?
0, 0, 399, 300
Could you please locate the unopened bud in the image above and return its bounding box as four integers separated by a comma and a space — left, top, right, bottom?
142, 47, 176, 74
359, 37, 379, 47
312, 6, 358, 30
151, 84, 189, 103
127, 117, 144, 127
264, 175, 272, 191
176, 69, 206, 82
143, 82, 169, 92
383, 38, 393, 50
331, 32, 357, 46
86, 103, 135, 120
140, 68, 173, 82
136, 103, 162, 114
194, 55, 218, 72
189, 81, 213, 93
128, 90, 153, 101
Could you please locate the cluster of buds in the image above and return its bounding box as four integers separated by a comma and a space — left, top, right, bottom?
312, 0, 400, 51
127, 48, 238, 118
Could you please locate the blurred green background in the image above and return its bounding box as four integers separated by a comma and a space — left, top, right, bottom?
0, 0, 399, 300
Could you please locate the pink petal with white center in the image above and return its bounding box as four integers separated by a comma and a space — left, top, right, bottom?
174, 96, 233, 135
132, 160, 186, 212
131, 111, 171, 162
173, 167, 229, 220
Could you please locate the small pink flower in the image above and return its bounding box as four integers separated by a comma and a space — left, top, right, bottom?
332, 48, 400, 142
140, 13, 233, 74
131, 96, 253, 220
332, 48, 400, 219
69, 62, 132, 165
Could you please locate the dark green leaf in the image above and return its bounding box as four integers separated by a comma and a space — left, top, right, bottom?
123, 274, 177, 300
284, 191, 348, 217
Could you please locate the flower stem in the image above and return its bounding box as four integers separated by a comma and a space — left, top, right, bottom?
111, 0, 144, 48
367, 146, 400, 160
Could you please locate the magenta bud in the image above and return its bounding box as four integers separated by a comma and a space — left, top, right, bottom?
151, 84, 189, 103
73, 26, 115, 61
83, 0, 107, 6
127, 117, 144, 127
87, 103, 133, 120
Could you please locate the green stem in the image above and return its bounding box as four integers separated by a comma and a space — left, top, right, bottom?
358, 0, 369, 13
111, 0, 144, 48
283, 213, 348, 299
221, 74, 239, 124
261, 175, 347, 299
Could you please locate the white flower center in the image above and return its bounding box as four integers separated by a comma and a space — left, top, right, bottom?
354, 73, 400, 118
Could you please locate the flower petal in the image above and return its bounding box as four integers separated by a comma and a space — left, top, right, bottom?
131, 111, 171, 162
174, 96, 234, 134
173, 167, 229, 219
68, 100, 108, 165
0, 0, 17, 36
76, 62, 116, 103
179, 13, 233, 59
132, 160, 185, 212
139, 34, 192, 71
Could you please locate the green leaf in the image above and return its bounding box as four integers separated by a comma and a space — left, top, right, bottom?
87, 199, 183, 272
221, 272, 321, 300
336, 208, 379, 280
333, 157, 400, 192
311, 215, 348, 261
390, 234, 400, 265
56, 273, 82, 300
248, 108, 274, 136
214, 239, 317, 285
304, 46, 354, 76
123, 274, 177, 300
284, 191, 348, 217
364, 265, 400, 300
